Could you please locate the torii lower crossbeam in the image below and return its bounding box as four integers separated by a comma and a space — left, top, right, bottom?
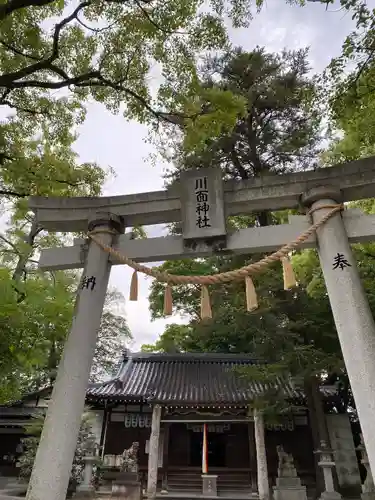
38, 209, 375, 270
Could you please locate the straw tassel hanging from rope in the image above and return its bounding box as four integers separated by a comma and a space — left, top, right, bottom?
129, 270, 138, 301
200, 285, 212, 320
245, 275, 258, 311
163, 284, 173, 316
281, 256, 297, 290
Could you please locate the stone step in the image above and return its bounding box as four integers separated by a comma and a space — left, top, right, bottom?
0, 496, 25, 500
168, 474, 250, 480
168, 483, 251, 491
218, 478, 251, 483
168, 473, 250, 476
0, 487, 27, 497
167, 479, 200, 482
167, 484, 201, 488
219, 484, 251, 488
156, 493, 258, 500
168, 487, 202, 492
168, 480, 251, 485
167, 479, 252, 484
168, 483, 201, 488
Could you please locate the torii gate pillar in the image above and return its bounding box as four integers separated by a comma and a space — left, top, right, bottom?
26, 213, 124, 500
302, 188, 375, 481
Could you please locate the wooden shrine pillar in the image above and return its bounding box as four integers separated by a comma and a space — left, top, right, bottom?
161, 423, 170, 492
147, 405, 162, 499
254, 409, 270, 500
248, 421, 257, 492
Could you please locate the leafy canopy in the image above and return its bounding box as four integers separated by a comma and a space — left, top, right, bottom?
156, 46, 322, 189
0, 0, 254, 125
0, 266, 132, 403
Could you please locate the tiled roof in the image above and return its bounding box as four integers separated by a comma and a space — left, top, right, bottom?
86, 353, 336, 405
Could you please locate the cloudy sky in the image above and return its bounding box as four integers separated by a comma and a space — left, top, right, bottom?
73, 0, 359, 350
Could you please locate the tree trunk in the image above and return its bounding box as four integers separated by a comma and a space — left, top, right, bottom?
304, 376, 325, 497
254, 409, 270, 500
12, 220, 42, 302
257, 211, 269, 227
310, 375, 330, 444
47, 341, 58, 385
310, 376, 340, 492
12, 220, 42, 281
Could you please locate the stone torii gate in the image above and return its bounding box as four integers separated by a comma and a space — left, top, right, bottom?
26, 157, 375, 500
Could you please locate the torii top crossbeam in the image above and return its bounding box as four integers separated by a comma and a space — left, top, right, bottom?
29, 157, 375, 232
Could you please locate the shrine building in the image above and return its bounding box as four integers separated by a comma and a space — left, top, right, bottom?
0, 351, 362, 498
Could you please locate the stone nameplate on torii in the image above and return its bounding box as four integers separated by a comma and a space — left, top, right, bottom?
179, 168, 226, 244
24, 156, 375, 500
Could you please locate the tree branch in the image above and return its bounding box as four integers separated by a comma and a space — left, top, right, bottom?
0, 99, 50, 115
0, 1, 90, 87
8, 70, 99, 89
12, 220, 43, 282
76, 15, 119, 33
0, 234, 21, 254
87, 74, 164, 119
0, 152, 14, 164
0, 189, 28, 197
5, 69, 186, 124
51, 2, 91, 60
0, 15, 191, 126
0, 39, 42, 61
134, 0, 173, 34
230, 146, 249, 180
0, 0, 54, 21
0, 0, 153, 21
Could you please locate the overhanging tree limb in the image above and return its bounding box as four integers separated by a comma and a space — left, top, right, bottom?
0, 0, 54, 21
0, 189, 28, 197
0, 2, 90, 86
3, 70, 189, 124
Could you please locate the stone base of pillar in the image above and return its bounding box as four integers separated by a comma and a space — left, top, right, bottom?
273, 465, 307, 500
111, 472, 141, 500
319, 491, 342, 500
201, 474, 218, 497
73, 487, 96, 499
273, 484, 307, 500
362, 493, 375, 500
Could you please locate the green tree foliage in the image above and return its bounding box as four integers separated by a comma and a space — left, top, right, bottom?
315, 0, 375, 164
0, 125, 133, 403
0, 267, 132, 403
0, 0, 253, 246
253, 0, 375, 109
326, 0, 374, 93
158, 47, 322, 183
325, 50, 375, 163
0, 0, 252, 136
141, 323, 193, 352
